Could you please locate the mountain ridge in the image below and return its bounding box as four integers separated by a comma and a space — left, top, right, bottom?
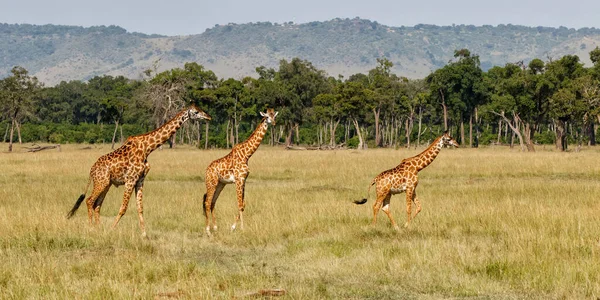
2, 18, 600, 85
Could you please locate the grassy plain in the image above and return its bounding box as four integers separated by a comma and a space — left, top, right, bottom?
1, 143, 599, 299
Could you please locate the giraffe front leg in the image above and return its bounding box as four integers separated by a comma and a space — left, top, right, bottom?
112, 181, 135, 230
135, 170, 149, 238
404, 187, 415, 228
231, 177, 247, 231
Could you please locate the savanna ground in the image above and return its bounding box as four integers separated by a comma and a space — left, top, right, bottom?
1, 142, 599, 299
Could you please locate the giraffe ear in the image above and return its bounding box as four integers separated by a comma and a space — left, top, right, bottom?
274, 111, 279, 117
260, 112, 267, 117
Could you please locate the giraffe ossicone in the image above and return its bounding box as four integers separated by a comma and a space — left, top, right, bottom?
353, 131, 458, 230
66, 105, 211, 237
202, 108, 278, 236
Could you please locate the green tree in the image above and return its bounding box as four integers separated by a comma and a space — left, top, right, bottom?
0, 66, 43, 151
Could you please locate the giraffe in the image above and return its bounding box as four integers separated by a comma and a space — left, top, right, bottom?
353, 131, 459, 230
203, 108, 278, 236
67, 105, 211, 237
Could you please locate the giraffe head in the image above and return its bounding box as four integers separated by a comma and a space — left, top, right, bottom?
441, 131, 459, 148
187, 105, 212, 121
260, 108, 278, 126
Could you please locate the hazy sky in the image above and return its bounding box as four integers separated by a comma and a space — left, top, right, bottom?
2, 0, 599, 36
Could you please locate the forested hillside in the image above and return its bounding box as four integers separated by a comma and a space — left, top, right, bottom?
2, 18, 600, 85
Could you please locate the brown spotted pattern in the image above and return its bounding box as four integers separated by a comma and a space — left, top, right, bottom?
203, 109, 278, 235
67, 105, 211, 237
354, 132, 459, 230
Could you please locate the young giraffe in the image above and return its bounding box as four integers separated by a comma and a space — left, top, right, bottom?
203, 108, 278, 236
67, 105, 211, 237
354, 131, 459, 230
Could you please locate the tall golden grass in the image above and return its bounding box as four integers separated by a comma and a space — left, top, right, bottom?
0, 143, 599, 298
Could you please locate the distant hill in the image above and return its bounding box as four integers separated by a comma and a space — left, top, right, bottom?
2, 18, 600, 85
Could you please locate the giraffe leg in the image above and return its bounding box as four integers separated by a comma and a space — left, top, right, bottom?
203, 175, 219, 236
85, 179, 110, 226
92, 187, 110, 225
134, 165, 150, 238
210, 183, 225, 231
112, 181, 135, 230
404, 187, 415, 228
381, 193, 399, 231
231, 177, 247, 231
372, 189, 387, 226
412, 190, 422, 220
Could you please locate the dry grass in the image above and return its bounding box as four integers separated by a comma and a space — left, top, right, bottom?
1, 143, 599, 299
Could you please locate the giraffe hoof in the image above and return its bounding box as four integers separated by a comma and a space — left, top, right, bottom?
403, 222, 409, 228
231, 224, 237, 231
141, 231, 148, 238
213, 225, 218, 231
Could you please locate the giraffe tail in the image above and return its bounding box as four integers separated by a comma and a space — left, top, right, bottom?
203, 193, 208, 217
67, 175, 91, 219
353, 179, 375, 205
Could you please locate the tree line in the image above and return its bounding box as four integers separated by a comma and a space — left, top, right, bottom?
1, 47, 600, 152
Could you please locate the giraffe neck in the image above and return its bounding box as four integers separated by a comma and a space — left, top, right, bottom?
237, 118, 268, 160
413, 136, 444, 171
139, 110, 189, 156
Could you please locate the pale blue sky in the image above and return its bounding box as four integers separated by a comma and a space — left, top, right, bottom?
2, 0, 599, 36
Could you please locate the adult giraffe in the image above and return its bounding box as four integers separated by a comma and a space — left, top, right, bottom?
354, 131, 459, 230
67, 105, 211, 237
203, 108, 278, 236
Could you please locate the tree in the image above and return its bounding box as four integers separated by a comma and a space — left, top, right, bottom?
0, 66, 43, 151
276, 58, 330, 146
546, 55, 585, 151
338, 80, 369, 149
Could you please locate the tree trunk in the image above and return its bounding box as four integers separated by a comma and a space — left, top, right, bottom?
417, 107, 423, 147
8, 119, 16, 152
204, 121, 209, 149
374, 107, 382, 147
352, 118, 365, 150
331, 118, 340, 147
111, 120, 119, 149
285, 123, 293, 147
524, 122, 535, 152
469, 115, 473, 147
588, 116, 596, 146
295, 123, 300, 145
16, 121, 22, 145
439, 89, 448, 130
197, 122, 201, 148
460, 121, 465, 146
555, 120, 568, 151
405, 118, 411, 148
492, 111, 526, 151
473, 107, 480, 148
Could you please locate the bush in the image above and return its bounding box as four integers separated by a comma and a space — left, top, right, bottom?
49, 133, 65, 144
347, 136, 359, 148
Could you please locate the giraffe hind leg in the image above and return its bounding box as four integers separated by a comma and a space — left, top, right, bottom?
85, 181, 110, 226
203, 177, 219, 236
210, 183, 225, 231
93, 188, 110, 225
372, 190, 388, 226
381, 193, 399, 231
